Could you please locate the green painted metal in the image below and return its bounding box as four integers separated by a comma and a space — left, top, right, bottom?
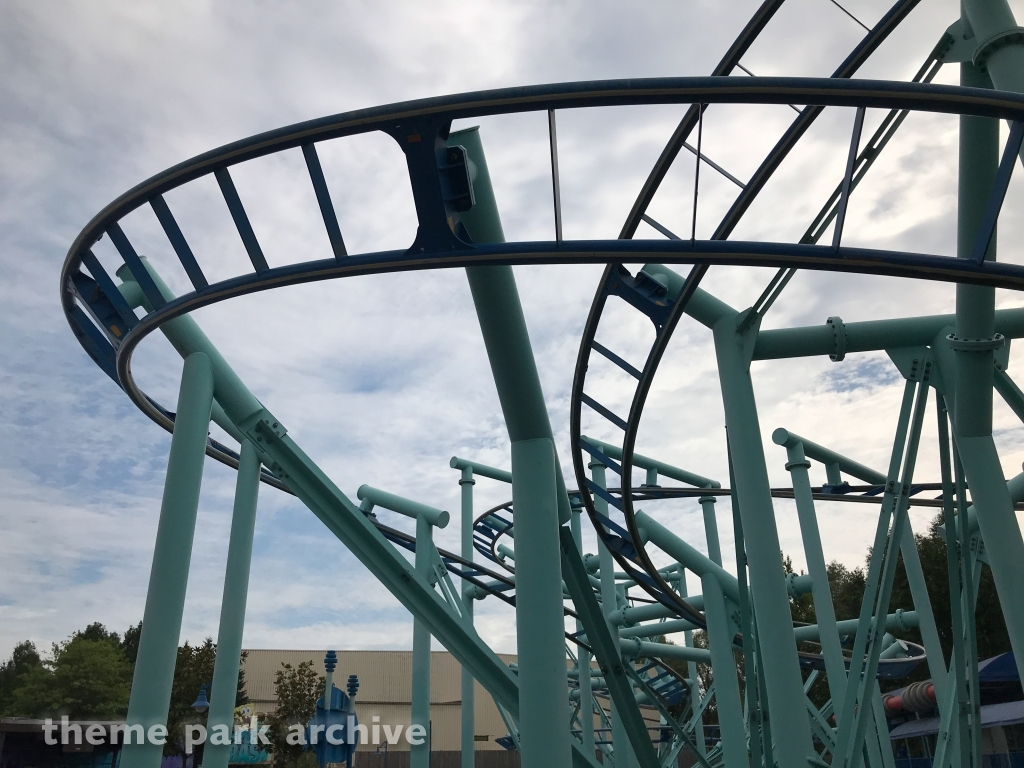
712, 306, 815, 768
512, 439, 573, 768
780, 439, 850, 710
559, 527, 660, 768
698, 496, 722, 567
592, 460, 633, 768
773, 428, 887, 485
751, 307, 1024, 361
116, 262, 554, 763
834, 377, 929, 768
459, 466, 476, 768
451, 127, 575, 767
949, 3, 1024, 686
357, 485, 449, 528
570, 505, 596, 760
634, 510, 740, 603
700, 574, 746, 768
451, 456, 513, 485
412, 512, 434, 768
205, 440, 261, 768
121, 352, 214, 768
66, 21, 1024, 768
581, 437, 719, 489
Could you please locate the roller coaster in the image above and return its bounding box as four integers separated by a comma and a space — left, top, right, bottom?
59, 1, 1024, 767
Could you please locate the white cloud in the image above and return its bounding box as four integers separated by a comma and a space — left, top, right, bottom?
3, 0, 1024, 664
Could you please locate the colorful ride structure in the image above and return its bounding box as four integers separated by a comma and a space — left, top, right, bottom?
60, 1, 1024, 767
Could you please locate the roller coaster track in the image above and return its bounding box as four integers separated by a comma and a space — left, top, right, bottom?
59, 0, 1024, 763
568, 0, 957, 642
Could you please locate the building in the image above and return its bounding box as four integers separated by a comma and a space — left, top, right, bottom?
886, 652, 1024, 768
241, 650, 517, 755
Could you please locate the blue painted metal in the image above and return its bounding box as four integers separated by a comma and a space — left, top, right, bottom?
970, 119, 1024, 264
105, 223, 166, 310
832, 106, 866, 250
300, 144, 348, 260
307, 684, 357, 768
150, 195, 209, 290
214, 167, 269, 274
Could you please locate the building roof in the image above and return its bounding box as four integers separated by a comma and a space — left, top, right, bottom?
978, 652, 1019, 683
240, 649, 517, 709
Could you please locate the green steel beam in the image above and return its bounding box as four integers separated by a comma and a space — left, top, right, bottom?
451, 126, 574, 768
773, 429, 887, 485
451, 456, 513, 484
581, 436, 720, 488
205, 440, 261, 768
700, 574, 747, 768
559, 526, 660, 768
834, 378, 929, 768
459, 467, 476, 768
570, 505, 596, 760
751, 308, 1024, 361
512, 438, 573, 768
121, 352, 214, 768
412, 513, 434, 768
781, 439, 853, 715
954, 0, 1024, 688
356, 484, 449, 528
712, 310, 815, 768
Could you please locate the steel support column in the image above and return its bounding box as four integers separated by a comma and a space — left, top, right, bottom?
512, 438, 573, 768
713, 313, 814, 768
949, 28, 1024, 682
460, 467, 476, 768
700, 575, 746, 768
571, 504, 596, 760
205, 440, 261, 768
412, 513, 434, 768
779, 440, 847, 705
593, 461, 631, 768
452, 127, 572, 767
121, 352, 214, 768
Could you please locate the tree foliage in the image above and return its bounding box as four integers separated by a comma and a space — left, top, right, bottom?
1, 632, 131, 719
0, 621, 248, 749
265, 661, 324, 768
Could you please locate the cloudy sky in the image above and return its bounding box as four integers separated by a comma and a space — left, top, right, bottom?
4, 0, 1024, 662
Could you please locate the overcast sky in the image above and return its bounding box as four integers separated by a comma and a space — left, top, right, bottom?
4, 0, 1024, 662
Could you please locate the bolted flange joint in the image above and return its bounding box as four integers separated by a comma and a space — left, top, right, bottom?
827, 316, 847, 362
946, 332, 1005, 352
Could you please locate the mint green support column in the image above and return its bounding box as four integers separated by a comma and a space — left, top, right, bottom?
592, 460, 631, 768
698, 496, 722, 567
570, 504, 595, 760
700, 575, 746, 768
776, 437, 848, 707
512, 438, 573, 768
121, 352, 214, 768
460, 467, 476, 768
946, 6, 1024, 683
205, 440, 261, 768
451, 127, 573, 767
713, 316, 814, 768
412, 513, 434, 768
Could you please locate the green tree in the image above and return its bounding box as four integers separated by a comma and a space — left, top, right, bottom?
0, 641, 43, 715
4, 635, 131, 719
266, 661, 324, 768
162, 639, 250, 757
121, 623, 143, 666
165, 639, 218, 757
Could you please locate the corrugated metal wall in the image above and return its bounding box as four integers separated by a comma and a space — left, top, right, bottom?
240, 650, 516, 752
